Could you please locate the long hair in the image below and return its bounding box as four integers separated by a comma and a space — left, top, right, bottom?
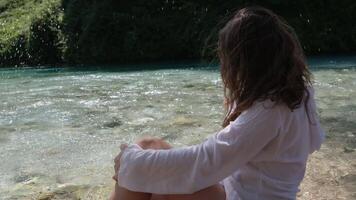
218, 7, 312, 127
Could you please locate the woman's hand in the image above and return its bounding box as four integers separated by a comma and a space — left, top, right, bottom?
112, 144, 128, 182
112, 137, 171, 182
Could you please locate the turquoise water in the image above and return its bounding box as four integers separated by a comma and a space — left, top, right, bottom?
0, 57, 356, 199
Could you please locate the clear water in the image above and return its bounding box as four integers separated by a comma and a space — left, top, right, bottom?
0, 57, 355, 199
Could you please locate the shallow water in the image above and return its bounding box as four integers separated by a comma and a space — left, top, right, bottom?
0, 57, 356, 199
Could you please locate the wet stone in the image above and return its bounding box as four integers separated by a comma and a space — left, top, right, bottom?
13, 172, 45, 184
13, 174, 32, 183
103, 118, 122, 128
340, 174, 356, 193
344, 146, 355, 153
183, 84, 195, 88
37, 193, 54, 200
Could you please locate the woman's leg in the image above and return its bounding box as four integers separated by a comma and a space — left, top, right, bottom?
111, 183, 225, 200
110, 182, 152, 200
151, 184, 225, 200
110, 137, 226, 200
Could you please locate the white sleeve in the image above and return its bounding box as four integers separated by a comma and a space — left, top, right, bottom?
307, 87, 325, 153
118, 102, 281, 194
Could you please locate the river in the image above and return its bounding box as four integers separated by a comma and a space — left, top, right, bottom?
0, 56, 356, 199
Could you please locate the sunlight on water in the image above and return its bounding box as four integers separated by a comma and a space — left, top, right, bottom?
0, 57, 355, 199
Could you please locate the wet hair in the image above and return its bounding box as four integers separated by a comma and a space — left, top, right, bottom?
218, 6, 312, 127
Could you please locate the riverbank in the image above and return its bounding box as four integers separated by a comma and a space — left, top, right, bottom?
4, 140, 356, 200
299, 140, 356, 199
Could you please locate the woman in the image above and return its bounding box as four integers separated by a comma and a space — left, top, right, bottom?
110, 6, 325, 200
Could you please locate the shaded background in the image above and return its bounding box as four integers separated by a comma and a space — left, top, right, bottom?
0, 0, 355, 67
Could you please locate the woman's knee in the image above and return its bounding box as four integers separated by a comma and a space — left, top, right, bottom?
136, 137, 172, 150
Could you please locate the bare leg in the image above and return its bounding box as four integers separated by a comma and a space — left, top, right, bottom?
111, 183, 225, 200
110, 182, 152, 200
151, 184, 225, 200
110, 137, 226, 200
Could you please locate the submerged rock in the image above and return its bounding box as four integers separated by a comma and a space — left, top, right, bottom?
103, 118, 122, 128
183, 84, 195, 88
13, 173, 43, 184
172, 116, 196, 126
129, 117, 155, 125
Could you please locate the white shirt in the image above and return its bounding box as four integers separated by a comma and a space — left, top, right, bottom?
118, 89, 325, 200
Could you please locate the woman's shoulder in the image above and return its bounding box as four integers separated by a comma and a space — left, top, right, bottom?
234, 99, 282, 126
250, 98, 281, 113
255, 86, 315, 112
234, 86, 316, 125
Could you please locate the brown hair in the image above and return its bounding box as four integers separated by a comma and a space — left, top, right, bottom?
218, 6, 312, 127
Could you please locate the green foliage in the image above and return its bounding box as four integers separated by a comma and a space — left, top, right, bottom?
0, 0, 356, 67
28, 12, 62, 65
61, 0, 212, 64
0, 0, 62, 66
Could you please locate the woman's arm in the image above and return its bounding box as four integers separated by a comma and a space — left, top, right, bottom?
118, 101, 282, 194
